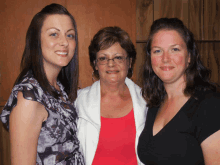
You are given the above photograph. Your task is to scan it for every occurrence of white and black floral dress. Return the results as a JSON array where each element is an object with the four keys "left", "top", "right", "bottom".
[{"left": 0, "top": 71, "right": 85, "bottom": 165}]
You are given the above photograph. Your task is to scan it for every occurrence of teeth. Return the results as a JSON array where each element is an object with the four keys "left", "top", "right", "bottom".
[
  {"left": 56, "top": 52, "right": 68, "bottom": 55},
  {"left": 107, "top": 71, "right": 118, "bottom": 73}
]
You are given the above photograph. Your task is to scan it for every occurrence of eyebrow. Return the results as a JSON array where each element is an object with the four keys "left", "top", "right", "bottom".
[
  {"left": 98, "top": 53, "right": 124, "bottom": 56},
  {"left": 151, "top": 44, "right": 183, "bottom": 49},
  {"left": 151, "top": 46, "right": 161, "bottom": 49},
  {"left": 46, "top": 27, "right": 75, "bottom": 33}
]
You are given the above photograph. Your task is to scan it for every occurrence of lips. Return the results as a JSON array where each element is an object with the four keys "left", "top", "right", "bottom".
[
  {"left": 106, "top": 70, "right": 119, "bottom": 74},
  {"left": 55, "top": 50, "right": 68, "bottom": 56},
  {"left": 160, "top": 66, "right": 174, "bottom": 71}
]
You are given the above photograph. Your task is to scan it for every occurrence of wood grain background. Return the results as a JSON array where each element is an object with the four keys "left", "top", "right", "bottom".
[
  {"left": 0, "top": 0, "right": 136, "bottom": 164},
  {"left": 136, "top": 0, "right": 220, "bottom": 86},
  {"left": 0, "top": 0, "right": 219, "bottom": 164}
]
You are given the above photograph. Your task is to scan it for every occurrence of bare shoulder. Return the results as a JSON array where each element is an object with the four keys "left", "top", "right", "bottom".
[
  {"left": 9, "top": 91, "right": 48, "bottom": 165},
  {"left": 201, "top": 130, "right": 220, "bottom": 164},
  {"left": 10, "top": 91, "right": 48, "bottom": 124}
]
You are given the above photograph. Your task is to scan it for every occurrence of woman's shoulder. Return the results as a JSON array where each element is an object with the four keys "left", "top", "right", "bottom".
[
  {"left": 0, "top": 71, "right": 46, "bottom": 129},
  {"left": 14, "top": 71, "right": 45, "bottom": 101},
  {"left": 77, "top": 81, "right": 100, "bottom": 97},
  {"left": 191, "top": 90, "right": 220, "bottom": 120},
  {"left": 195, "top": 90, "right": 220, "bottom": 105},
  {"left": 125, "top": 78, "right": 146, "bottom": 103}
]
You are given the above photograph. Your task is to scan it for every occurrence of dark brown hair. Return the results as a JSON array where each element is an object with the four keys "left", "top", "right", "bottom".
[
  {"left": 15, "top": 3, "right": 79, "bottom": 102},
  {"left": 142, "top": 18, "right": 216, "bottom": 108},
  {"left": 89, "top": 26, "right": 136, "bottom": 78}
]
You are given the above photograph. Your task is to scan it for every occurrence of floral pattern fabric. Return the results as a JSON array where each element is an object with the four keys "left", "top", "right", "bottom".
[{"left": 0, "top": 71, "right": 85, "bottom": 165}]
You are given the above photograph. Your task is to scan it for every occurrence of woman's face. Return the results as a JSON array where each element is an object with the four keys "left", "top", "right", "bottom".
[
  {"left": 95, "top": 42, "right": 131, "bottom": 85},
  {"left": 41, "top": 14, "right": 76, "bottom": 71},
  {"left": 150, "top": 30, "right": 190, "bottom": 86}
]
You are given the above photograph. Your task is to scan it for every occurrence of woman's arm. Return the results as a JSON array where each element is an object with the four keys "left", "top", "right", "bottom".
[
  {"left": 201, "top": 130, "right": 220, "bottom": 165},
  {"left": 9, "top": 92, "right": 48, "bottom": 165}
]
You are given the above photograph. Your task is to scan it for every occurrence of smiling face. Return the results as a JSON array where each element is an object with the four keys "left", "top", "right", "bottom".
[
  {"left": 95, "top": 42, "right": 131, "bottom": 85},
  {"left": 150, "top": 30, "right": 190, "bottom": 86},
  {"left": 41, "top": 14, "right": 76, "bottom": 71}
]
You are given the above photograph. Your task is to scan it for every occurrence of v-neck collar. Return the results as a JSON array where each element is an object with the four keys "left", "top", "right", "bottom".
[{"left": 151, "top": 96, "right": 195, "bottom": 137}]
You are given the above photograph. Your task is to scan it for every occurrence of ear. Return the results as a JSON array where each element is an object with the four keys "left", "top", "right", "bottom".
[
  {"left": 94, "top": 60, "right": 98, "bottom": 70},
  {"left": 188, "top": 53, "right": 191, "bottom": 63}
]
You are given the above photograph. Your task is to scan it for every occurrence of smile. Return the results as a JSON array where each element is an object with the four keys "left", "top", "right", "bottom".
[
  {"left": 160, "top": 66, "right": 174, "bottom": 71},
  {"left": 56, "top": 51, "right": 68, "bottom": 56},
  {"left": 106, "top": 71, "right": 119, "bottom": 73}
]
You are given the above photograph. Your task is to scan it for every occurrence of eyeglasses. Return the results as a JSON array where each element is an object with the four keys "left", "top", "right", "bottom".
[{"left": 96, "top": 55, "right": 128, "bottom": 65}]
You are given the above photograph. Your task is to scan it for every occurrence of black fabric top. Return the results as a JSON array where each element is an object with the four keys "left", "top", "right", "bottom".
[
  {"left": 138, "top": 90, "right": 220, "bottom": 165},
  {"left": 0, "top": 71, "right": 85, "bottom": 165}
]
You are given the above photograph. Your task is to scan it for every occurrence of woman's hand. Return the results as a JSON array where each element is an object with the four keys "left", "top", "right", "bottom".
[
  {"left": 9, "top": 92, "right": 48, "bottom": 165},
  {"left": 201, "top": 130, "right": 220, "bottom": 165}
]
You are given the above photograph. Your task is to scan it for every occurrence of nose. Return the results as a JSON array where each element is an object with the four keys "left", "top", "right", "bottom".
[
  {"left": 162, "top": 51, "right": 171, "bottom": 63},
  {"left": 107, "top": 58, "right": 116, "bottom": 67},
  {"left": 60, "top": 35, "right": 69, "bottom": 47}
]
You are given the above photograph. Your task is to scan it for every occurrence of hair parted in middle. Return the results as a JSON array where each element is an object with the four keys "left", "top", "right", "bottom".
[
  {"left": 15, "top": 3, "right": 79, "bottom": 102},
  {"left": 142, "top": 17, "right": 216, "bottom": 108},
  {"left": 89, "top": 26, "right": 136, "bottom": 79}
]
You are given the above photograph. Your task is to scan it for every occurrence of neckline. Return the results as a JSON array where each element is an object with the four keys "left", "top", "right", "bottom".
[
  {"left": 101, "top": 108, "right": 133, "bottom": 120},
  {"left": 152, "top": 96, "right": 194, "bottom": 137}
]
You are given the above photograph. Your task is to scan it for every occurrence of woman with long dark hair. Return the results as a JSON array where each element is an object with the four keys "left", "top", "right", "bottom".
[{"left": 0, "top": 4, "right": 84, "bottom": 165}]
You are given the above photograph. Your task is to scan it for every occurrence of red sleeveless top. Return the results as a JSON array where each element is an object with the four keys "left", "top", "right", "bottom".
[{"left": 92, "top": 109, "right": 138, "bottom": 165}]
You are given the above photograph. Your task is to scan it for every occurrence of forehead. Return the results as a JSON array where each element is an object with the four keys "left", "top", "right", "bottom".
[
  {"left": 97, "top": 42, "right": 127, "bottom": 56},
  {"left": 41, "top": 14, "right": 74, "bottom": 31},
  {"left": 151, "top": 30, "right": 186, "bottom": 46}
]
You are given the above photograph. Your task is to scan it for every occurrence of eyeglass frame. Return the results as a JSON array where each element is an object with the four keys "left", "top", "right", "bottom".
[{"left": 96, "top": 55, "right": 129, "bottom": 65}]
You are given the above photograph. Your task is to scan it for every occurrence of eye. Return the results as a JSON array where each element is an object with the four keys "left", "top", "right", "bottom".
[
  {"left": 50, "top": 33, "right": 57, "bottom": 37},
  {"left": 98, "top": 57, "right": 107, "bottom": 61},
  {"left": 153, "top": 49, "right": 161, "bottom": 54},
  {"left": 67, "top": 34, "right": 75, "bottom": 39},
  {"left": 172, "top": 48, "right": 180, "bottom": 51},
  {"left": 114, "top": 56, "right": 124, "bottom": 60}
]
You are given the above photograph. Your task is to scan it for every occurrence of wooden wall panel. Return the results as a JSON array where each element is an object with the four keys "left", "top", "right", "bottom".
[
  {"left": 136, "top": 0, "right": 153, "bottom": 41},
  {"left": 136, "top": 43, "right": 146, "bottom": 86},
  {"left": 154, "top": 0, "right": 189, "bottom": 26},
  {"left": 189, "top": 0, "right": 203, "bottom": 40},
  {"left": 198, "top": 42, "right": 220, "bottom": 84},
  {"left": 67, "top": 0, "right": 136, "bottom": 88},
  {"left": 204, "top": 0, "right": 220, "bottom": 40}
]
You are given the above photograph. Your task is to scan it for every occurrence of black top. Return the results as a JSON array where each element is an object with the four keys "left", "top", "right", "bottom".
[
  {"left": 138, "top": 90, "right": 220, "bottom": 165},
  {"left": 0, "top": 71, "right": 85, "bottom": 165}
]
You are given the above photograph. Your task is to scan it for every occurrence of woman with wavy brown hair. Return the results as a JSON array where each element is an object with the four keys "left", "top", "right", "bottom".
[
  {"left": 76, "top": 26, "right": 147, "bottom": 165},
  {"left": 138, "top": 18, "right": 220, "bottom": 165}
]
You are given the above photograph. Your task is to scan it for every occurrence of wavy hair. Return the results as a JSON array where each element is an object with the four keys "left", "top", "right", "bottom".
[
  {"left": 142, "top": 18, "right": 216, "bottom": 108},
  {"left": 89, "top": 26, "right": 136, "bottom": 78},
  {"left": 15, "top": 3, "right": 79, "bottom": 102}
]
